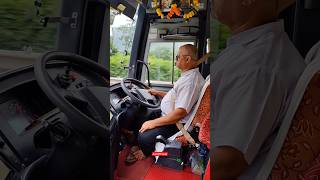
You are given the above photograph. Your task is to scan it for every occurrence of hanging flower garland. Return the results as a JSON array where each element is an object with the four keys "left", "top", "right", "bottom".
[
  {"left": 152, "top": 0, "right": 164, "bottom": 19},
  {"left": 153, "top": 0, "right": 200, "bottom": 20},
  {"left": 183, "top": 0, "right": 199, "bottom": 20},
  {"left": 167, "top": 1, "right": 181, "bottom": 19}
]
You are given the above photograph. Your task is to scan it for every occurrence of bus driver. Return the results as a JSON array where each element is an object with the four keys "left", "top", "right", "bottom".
[{"left": 126, "top": 44, "right": 205, "bottom": 163}]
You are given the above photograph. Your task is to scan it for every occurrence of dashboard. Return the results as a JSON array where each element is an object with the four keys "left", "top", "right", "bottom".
[
  {"left": 0, "top": 62, "right": 109, "bottom": 171},
  {"left": 0, "top": 82, "right": 56, "bottom": 136},
  {"left": 1, "top": 99, "right": 43, "bottom": 135}
]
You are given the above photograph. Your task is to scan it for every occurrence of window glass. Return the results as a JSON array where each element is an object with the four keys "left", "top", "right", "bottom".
[
  {"left": 148, "top": 42, "right": 174, "bottom": 84},
  {"left": 0, "top": 0, "right": 60, "bottom": 52},
  {"left": 146, "top": 41, "right": 194, "bottom": 84},
  {"left": 110, "top": 8, "right": 137, "bottom": 84}
]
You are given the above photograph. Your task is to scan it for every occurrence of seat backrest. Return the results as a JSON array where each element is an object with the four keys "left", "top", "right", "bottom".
[
  {"left": 268, "top": 71, "right": 320, "bottom": 179},
  {"left": 191, "top": 84, "right": 211, "bottom": 127},
  {"left": 173, "top": 76, "right": 211, "bottom": 144},
  {"left": 255, "top": 41, "right": 320, "bottom": 179}
]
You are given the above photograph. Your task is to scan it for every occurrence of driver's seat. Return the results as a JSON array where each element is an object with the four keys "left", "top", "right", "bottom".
[
  {"left": 256, "top": 40, "right": 320, "bottom": 179},
  {"left": 171, "top": 75, "right": 211, "bottom": 145}
]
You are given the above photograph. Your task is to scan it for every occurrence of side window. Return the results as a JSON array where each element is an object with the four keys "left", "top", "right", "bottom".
[
  {"left": 110, "top": 8, "right": 137, "bottom": 84},
  {"left": 145, "top": 41, "right": 195, "bottom": 85},
  {"left": 0, "top": 0, "right": 60, "bottom": 53}
]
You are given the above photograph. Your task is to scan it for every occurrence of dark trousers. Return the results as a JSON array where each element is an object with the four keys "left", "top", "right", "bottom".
[{"left": 137, "top": 124, "right": 179, "bottom": 156}]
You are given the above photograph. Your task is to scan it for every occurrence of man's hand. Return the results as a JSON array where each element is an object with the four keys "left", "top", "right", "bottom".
[
  {"left": 139, "top": 108, "right": 188, "bottom": 133},
  {"left": 148, "top": 88, "right": 166, "bottom": 97},
  {"left": 139, "top": 120, "right": 157, "bottom": 133}
]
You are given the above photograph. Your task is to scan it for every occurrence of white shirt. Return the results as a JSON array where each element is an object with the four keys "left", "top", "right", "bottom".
[
  {"left": 161, "top": 68, "right": 205, "bottom": 123},
  {"left": 212, "top": 20, "right": 305, "bottom": 179}
]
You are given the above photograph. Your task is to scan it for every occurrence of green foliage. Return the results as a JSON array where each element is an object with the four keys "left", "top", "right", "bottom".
[
  {"left": 110, "top": 53, "right": 181, "bottom": 83},
  {"left": 150, "top": 47, "right": 172, "bottom": 61},
  {"left": 110, "top": 38, "right": 119, "bottom": 55},
  {"left": 218, "top": 23, "right": 231, "bottom": 51},
  {"left": 0, "top": 0, "right": 60, "bottom": 52},
  {"left": 110, "top": 53, "right": 130, "bottom": 78}
]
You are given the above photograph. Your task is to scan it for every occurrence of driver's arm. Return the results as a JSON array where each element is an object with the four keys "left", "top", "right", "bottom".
[
  {"left": 152, "top": 108, "right": 187, "bottom": 127},
  {"left": 148, "top": 89, "right": 167, "bottom": 97},
  {"left": 139, "top": 108, "right": 187, "bottom": 133}
]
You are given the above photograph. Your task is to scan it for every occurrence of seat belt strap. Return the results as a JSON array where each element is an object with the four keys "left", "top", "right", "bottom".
[{"left": 171, "top": 94, "right": 196, "bottom": 145}]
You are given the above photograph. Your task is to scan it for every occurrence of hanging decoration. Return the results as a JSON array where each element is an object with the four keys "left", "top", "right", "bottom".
[
  {"left": 153, "top": 0, "right": 164, "bottom": 19},
  {"left": 167, "top": 3, "right": 181, "bottom": 19},
  {"left": 183, "top": 0, "right": 199, "bottom": 20},
  {"left": 152, "top": 0, "right": 200, "bottom": 21}
]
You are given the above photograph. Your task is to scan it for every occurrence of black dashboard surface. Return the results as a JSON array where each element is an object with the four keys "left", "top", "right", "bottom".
[{"left": 0, "top": 62, "right": 108, "bottom": 168}]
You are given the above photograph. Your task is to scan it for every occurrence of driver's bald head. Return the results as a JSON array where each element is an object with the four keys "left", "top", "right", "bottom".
[{"left": 180, "top": 44, "right": 198, "bottom": 61}]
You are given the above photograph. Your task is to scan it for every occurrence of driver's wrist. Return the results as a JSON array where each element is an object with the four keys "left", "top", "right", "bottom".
[{"left": 151, "top": 119, "right": 159, "bottom": 128}]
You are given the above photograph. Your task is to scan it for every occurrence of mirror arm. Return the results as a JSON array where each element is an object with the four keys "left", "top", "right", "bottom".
[{"left": 137, "top": 60, "right": 151, "bottom": 87}]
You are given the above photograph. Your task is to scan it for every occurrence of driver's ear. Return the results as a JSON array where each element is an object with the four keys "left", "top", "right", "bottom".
[{"left": 186, "top": 56, "right": 191, "bottom": 63}]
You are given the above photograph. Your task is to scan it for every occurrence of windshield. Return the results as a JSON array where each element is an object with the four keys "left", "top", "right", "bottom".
[{"left": 110, "top": 8, "right": 137, "bottom": 85}]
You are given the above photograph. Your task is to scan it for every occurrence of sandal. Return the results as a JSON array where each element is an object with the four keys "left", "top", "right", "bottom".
[
  {"left": 133, "top": 150, "right": 147, "bottom": 160},
  {"left": 125, "top": 146, "right": 139, "bottom": 165}
]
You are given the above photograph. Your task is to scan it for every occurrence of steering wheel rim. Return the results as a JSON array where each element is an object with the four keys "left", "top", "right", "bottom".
[
  {"left": 34, "top": 51, "right": 109, "bottom": 137},
  {"left": 121, "top": 78, "right": 161, "bottom": 108}
]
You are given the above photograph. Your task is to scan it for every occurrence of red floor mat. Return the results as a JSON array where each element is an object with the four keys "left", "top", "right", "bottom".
[
  {"left": 144, "top": 165, "right": 200, "bottom": 180},
  {"left": 115, "top": 147, "right": 153, "bottom": 180},
  {"left": 115, "top": 147, "right": 201, "bottom": 180}
]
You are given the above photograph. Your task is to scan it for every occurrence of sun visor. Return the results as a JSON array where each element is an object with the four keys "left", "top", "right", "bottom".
[{"left": 108, "top": 0, "right": 139, "bottom": 19}]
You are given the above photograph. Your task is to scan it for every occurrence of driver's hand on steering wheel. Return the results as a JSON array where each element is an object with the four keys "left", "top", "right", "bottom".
[{"left": 148, "top": 89, "right": 166, "bottom": 98}]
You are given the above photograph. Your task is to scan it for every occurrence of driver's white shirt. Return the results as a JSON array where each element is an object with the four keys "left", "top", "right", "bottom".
[{"left": 160, "top": 68, "right": 205, "bottom": 123}]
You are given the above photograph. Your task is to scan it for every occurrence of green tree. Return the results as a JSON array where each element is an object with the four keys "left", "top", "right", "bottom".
[
  {"left": 110, "top": 53, "right": 181, "bottom": 83},
  {"left": 0, "top": 0, "right": 60, "bottom": 52},
  {"left": 218, "top": 23, "right": 231, "bottom": 51},
  {"left": 110, "top": 53, "right": 130, "bottom": 78},
  {"left": 110, "top": 38, "right": 118, "bottom": 55},
  {"left": 118, "top": 25, "right": 135, "bottom": 53},
  {"left": 150, "top": 47, "right": 172, "bottom": 60}
]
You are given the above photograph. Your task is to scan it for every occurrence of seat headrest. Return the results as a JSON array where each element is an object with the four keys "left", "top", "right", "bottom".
[{"left": 305, "top": 40, "right": 320, "bottom": 64}]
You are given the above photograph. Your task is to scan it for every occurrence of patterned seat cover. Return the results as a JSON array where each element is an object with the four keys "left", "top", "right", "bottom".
[
  {"left": 176, "top": 85, "right": 211, "bottom": 145},
  {"left": 269, "top": 72, "right": 320, "bottom": 180}
]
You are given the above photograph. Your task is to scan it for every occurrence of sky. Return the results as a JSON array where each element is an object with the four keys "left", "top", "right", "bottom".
[
  {"left": 110, "top": 13, "right": 136, "bottom": 37},
  {"left": 111, "top": 14, "right": 133, "bottom": 28}
]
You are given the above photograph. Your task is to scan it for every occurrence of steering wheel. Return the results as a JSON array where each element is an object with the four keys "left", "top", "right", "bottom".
[
  {"left": 121, "top": 78, "right": 161, "bottom": 108},
  {"left": 34, "top": 51, "right": 109, "bottom": 137}
]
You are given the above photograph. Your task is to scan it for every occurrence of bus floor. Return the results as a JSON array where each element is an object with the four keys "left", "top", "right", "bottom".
[{"left": 115, "top": 146, "right": 200, "bottom": 180}]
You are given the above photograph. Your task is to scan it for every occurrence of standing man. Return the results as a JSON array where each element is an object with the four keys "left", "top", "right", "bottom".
[{"left": 211, "top": 0, "right": 305, "bottom": 179}]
